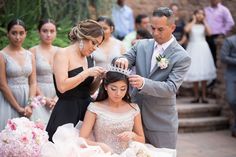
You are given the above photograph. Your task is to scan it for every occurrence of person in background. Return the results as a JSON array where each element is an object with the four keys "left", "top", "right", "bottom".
[
  {"left": 184, "top": 9, "right": 216, "bottom": 103},
  {"left": 170, "top": 3, "right": 187, "bottom": 48},
  {"left": 221, "top": 31, "right": 236, "bottom": 138},
  {"left": 130, "top": 28, "right": 153, "bottom": 46},
  {"left": 123, "top": 14, "right": 150, "bottom": 50},
  {"left": 136, "top": 28, "right": 153, "bottom": 40},
  {"left": 204, "top": 0, "right": 235, "bottom": 66},
  {"left": 46, "top": 20, "right": 106, "bottom": 141},
  {"left": 112, "top": 0, "right": 134, "bottom": 40},
  {"left": 29, "top": 19, "right": 59, "bottom": 125},
  {"left": 93, "top": 16, "right": 126, "bottom": 70},
  {"left": 0, "top": 19, "right": 36, "bottom": 130}
]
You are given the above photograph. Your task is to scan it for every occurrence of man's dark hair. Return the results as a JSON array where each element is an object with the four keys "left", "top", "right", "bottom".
[
  {"left": 152, "top": 7, "right": 175, "bottom": 24},
  {"left": 135, "top": 14, "right": 148, "bottom": 24}
]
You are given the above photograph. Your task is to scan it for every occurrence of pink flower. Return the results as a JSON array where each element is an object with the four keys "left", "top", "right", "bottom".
[
  {"left": 28, "top": 96, "right": 46, "bottom": 108},
  {"left": 30, "top": 102, "right": 38, "bottom": 108},
  {"left": 40, "top": 98, "right": 46, "bottom": 105},
  {"left": 7, "top": 120, "right": 17, "bottom": 131},
  {"left": 32, "top": 131, "right": 36, "bottom": 139},
  {"left": 20, "top": 135, "right": 29, "bottom": 143},
  {"left": 35, "top": 121, "right": 45, "bottom": 130}
]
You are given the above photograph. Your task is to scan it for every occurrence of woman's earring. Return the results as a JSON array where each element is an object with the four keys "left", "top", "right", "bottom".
[{"left": 79, "top": 40, "right": 84, "bottom": 51}]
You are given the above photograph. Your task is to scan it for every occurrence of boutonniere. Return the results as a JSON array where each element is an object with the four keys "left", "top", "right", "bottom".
[{"left": 156, "top": 53, "right": 169, "bottom": 69}]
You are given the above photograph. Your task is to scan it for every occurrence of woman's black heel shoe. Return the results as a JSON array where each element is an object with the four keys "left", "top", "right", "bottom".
[
  {"left": 202, "top": 99, "right": 209, "bottom": 104},
  {"left": 191, "top": 97, "right": 200, "bottom": 103}
]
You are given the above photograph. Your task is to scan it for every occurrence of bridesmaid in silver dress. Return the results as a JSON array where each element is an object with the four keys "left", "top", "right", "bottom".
[
  {"left": 0, "top": 19, "right": 36, "bottom": 130},
  {"left": 29, "top": 19, "right": 59, "bottom": 124}
]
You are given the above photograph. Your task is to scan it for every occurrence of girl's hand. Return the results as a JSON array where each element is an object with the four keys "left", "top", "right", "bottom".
[
  {"left": 192, "top": 15, "right": 196, "bottom": 24},
  {"left": 117, "top": 131, "right": 136, "bottom": 142}
]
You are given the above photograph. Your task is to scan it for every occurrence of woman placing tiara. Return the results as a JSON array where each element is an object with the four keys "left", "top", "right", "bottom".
[
  {"left": 46, "top": 19, "right": 106, "bottom": 141},
  {"left": 41, "top": 65, "right": 176, "bottom": 157}
]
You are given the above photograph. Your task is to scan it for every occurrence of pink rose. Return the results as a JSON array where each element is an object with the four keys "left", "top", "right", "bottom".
[
  {"left": 20, "top": 135, "right": 29, "bottom": 143},
  {"left": 7, "top": 120, "right": 17, "bottom": 131},
  {"left": 35, "top": 121, "right": 45, "bottom": 130}
]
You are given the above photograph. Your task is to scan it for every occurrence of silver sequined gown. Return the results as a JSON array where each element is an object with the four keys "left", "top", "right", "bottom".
[
  {"left": 87, "top": 102, "right": 139, "bottom": 154},
  {"left": 0, "top": 51, "right": 32, "bottom": 131},
  {"left": 30, "top": 47, "right": 57, "bottom": 125}
]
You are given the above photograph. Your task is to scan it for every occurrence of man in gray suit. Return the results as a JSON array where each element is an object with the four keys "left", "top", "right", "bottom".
[
  {"left": 221, "top": 33, "right": 236, "bottom": 138},
  {"left": 114, "top": 7, "right": 191, "bottom": 149}
]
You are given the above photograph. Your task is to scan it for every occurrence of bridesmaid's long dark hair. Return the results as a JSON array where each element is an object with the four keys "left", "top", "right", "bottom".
[{"left": 96, "top": 71, "right": 131, "bottom": 103}]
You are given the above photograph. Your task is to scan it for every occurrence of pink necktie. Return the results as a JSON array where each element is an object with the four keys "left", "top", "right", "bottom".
[{"left": 150, "top": 45, "right": 163, "bottom": 72}]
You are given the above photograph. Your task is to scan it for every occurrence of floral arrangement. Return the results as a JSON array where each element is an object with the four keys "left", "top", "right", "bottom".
[
  {"left": 156, "top": 53, "right": 169, "bottom": 69},
  {"left": 0, "top": 117, "right": 48, "bottom": 157},
  {"left": 28, "top": 96, "right": 46, "bottom": 109}
]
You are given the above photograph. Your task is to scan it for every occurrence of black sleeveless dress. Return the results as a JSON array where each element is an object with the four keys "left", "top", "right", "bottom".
[{"left": 46, "top": 57, "right": 94, "bottom": 141}]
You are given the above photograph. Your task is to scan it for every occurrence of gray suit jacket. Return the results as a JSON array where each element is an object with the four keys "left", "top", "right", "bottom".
[
  {"left": 124, "top": 38, "right": 191, "bottom": 132},
  {"left": 221, "top": 35, "right": 236, "bottom": 81}
]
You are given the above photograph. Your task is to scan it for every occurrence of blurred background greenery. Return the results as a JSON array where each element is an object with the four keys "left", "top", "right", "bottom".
[{"left": 0, "top": 0, "right": 115, "bottom": 49}]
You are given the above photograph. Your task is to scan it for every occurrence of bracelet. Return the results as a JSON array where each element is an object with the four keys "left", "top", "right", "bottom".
[
  {"left": 129, "top": 132, "right": 136, "bottom": 141},
  {"left": 27, "top": 97, "right": 33, "bottom": 105}
]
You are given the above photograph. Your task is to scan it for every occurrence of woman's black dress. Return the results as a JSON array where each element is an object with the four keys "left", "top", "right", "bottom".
[{"left": 46, "top": 57, "right": 94, "bottom": 141}]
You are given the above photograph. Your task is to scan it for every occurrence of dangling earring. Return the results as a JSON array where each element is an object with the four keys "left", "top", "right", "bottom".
[{"left": 79, "top": 40, "right": 84, "bottom": 51}]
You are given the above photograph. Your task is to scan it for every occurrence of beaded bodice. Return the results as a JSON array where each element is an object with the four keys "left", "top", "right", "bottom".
[
  {"left": 35, "top": 50, "right": 53, "bottom": 84},
  {"left": 87, "top": 103, "right": 139, "bottom": 154},
  {"left": 1, "top": 51, "right": 32, "bottom": 86}
]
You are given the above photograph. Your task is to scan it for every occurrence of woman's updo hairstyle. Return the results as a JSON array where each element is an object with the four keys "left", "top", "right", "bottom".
[
  {"left": 38, "top": 19, "right": 56, "bottom": 31},
  {"left": 7, "top": 19, "right": 26, "bottom": 32},
  {"left": 97, "top": 16, "right": 115, "bottom": 32},
  {"left": 68, "top": 19, "right": 104, "bottom": 43}
]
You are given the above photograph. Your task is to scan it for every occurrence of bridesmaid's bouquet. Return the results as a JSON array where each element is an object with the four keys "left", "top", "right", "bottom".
[
  {"left": 28, "top": 96, "right": 47, "bottom": 109},
  {"left": 0, "top": 117, "right": 48, "bottom": 157}
]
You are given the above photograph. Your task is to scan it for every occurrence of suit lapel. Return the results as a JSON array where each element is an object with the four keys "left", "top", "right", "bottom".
[
  {"left": 163, "top": 40, "right": 178, "bottom": 59},
  {"left": 148, "top": 39, "right": 178, "bottom": 77}
]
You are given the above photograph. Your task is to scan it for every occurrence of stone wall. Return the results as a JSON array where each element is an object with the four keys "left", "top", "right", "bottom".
[
  {"left": 126, "top": 0, "right": 236, "bottom": 23},
  {"left": 125, "top": 0, "right": 236, "bottom": 123}
]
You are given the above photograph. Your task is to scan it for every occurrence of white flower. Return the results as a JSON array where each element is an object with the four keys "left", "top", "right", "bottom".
[
  {"left": 156, "top": 54, "right": 169, "bottom": 69},
  {"left": 125, "top": 141, "right": 152, "bottom": 157}
]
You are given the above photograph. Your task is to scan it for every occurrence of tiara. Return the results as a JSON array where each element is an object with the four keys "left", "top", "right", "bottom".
[{"left": 108, "top": 65, "right": 132, "bottom": 76}]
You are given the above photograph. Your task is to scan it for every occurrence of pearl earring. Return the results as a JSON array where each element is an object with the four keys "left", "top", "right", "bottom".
[{"left": 79, "top": 40, "right": 84, "bottom": 51}]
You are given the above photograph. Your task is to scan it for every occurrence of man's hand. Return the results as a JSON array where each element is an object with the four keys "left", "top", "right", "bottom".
[
  {"left": 114, "top": 57, "right": 129, "bottom": 69},
  {"left": 129, "top": 74, "right": 144, "bottom": 89}
]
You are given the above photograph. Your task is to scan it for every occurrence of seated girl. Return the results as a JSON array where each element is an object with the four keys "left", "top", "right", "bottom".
[{"left": 41, "top": 65, "right": 176, "bottom": 157}]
